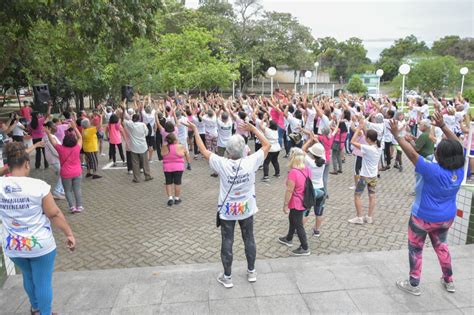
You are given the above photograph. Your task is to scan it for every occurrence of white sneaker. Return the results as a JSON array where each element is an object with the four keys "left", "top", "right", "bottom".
[
  {"left": 247, "top": 270, "right": 257, "bottom": 283},
  {"left": 365, "top": 216, "right": 373, "bottom": 224},
  {"left": 217, "top": 273, "right": 233, "bottom": 288},
  {"left": 349, "top": 186, "right": 355, "bottom": 190},
  {"left": 440, "top": 278, "right": 455, "bottom": 293},
  {"left": 348, "top": 217, "right": 364, "bottom": 224}
]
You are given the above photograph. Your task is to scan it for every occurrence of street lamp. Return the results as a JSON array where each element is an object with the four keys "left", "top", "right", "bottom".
[
  {"left": 376, "top": 69, "right": 384, "bottom": 98},
  {"left": 399, "top": 64, "right": 411, "bottom": 112},
  {"left": 267, "top": 67, "right": 277, "bottom": 96},
  {"left": 305, "top": 70, "right": 312, "bottom": 95},
  {"left": 460, "top": 67, "right": 469, "bottom": 95},
  {"left": 313, "top": 62, "right": 319, "bottom": 96}
]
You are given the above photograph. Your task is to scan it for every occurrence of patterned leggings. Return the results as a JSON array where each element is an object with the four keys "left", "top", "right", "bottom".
[{"left": 408, "top": 215, "right": 454, "bottom": 286}]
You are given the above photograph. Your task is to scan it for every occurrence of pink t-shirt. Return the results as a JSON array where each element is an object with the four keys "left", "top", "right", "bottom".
[
  {"left": 287, "top": 166, "right": 311, "bottom": 211},
  {"left": 55, "top": 121, "right": 71, "bottom": 143},
  {"left": 55, "top": 144, "right": 82, "bottom": 178},
  {"left": 352, "top": 135, "right": 367, "bottom": 157},
  {"left": 30, "top": 117, "right": 45, "bottom": 139},
  {"left": 270, "top": 108, "right": 284, "bottom": 129},
  {"left": 107, "top": 123, "right": 122, "bottom": 144},
  {"left": 20, "top": 107, "right": 32, "bottom": 121},
  {"left": 319, "top": 135, "right": 335, "bottom": 162},
  {"left": 92, "top": 115, "right": 103, "bottom": 132}
]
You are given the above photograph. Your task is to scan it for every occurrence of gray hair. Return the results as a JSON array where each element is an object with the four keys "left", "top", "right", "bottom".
[
  {"left": 175, "top": 110, "right": 182, "bottom": 119},
  {"left": 420, "top": 119, "right": 431, "bottom": 129},
  {"left": 320, "top": 126, "right": 330, "bottom": 136},
  {"left": 375, "top": 113, "right": 384, "bottom": 123},
  {"left": 81, "top": 118, "right": 90, "bottom": 128},
  {"left": 226, "top": 135, "right": 245, "bottom": 160},
  {"left": 144, "top": 105, "right": 152, "bottom": 114}
]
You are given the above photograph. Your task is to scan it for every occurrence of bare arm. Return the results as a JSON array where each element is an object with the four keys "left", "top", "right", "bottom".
[
  {"left": 42, "top": 193, "right": 76, "bottom": 251},
  {"left": 432, "top": 111, "right": 459, "bottom": 142},
  {"left": 283, "top": 180, "right": 295, "bottom": 214},
  {"left": 190, "top": 122, "right": 212, "bottom": 160},
  {"left": 390, "top": 120, "right": 418, "bottom": 165},
  {"left": 243, "top": 123, "right": 270, "bottom": 158}
]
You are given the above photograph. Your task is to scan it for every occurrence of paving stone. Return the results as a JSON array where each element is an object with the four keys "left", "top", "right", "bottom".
[
  {"left": 348, "top": 287, "right": 410, "bottom": 313},
  {"left": 159, "top": 301, "right": 210, "bottom": 315},
  {"left": 256, "top": 294, "right": 310, "bottom": 315},
  {"left": 209, "top": 297, "right": 259, "bottom": 315},
  {"left": 302, "top": 291, "right": 360, "bottom": 314},
  {"left": 252, "top": 272, "right": 299, "bottom": 297},
  {"left": 161, "top": 276, "right": 210, "bottom": 304},
  {"left": 110, "top": 305, "right": 160, "bottom": 315},
  {"left": 113, "top": 280, "right": 166, "bottom": 308}
]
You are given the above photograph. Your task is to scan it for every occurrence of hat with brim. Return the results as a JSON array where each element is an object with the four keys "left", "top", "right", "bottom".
[{"left": 308, "top": 143, "right": 325, "bottom": 161}]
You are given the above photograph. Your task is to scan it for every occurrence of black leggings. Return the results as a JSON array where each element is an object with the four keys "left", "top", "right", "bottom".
[
  {"left": 263, "top": 151, "right": 280, "bottom": 177},
  {"left": 220, "top": 216, "right": 256, "bottom": 277},
  {"left": 384, "top": 141, "right": 392, "bottom": 166},
  {"left": 194, "top": 134, "right": 206, "bottom": 154},
  {"left": 286, "top": 209, "right": 308, "bottom": 250},
  {"left": 109, "top": 143, "right": 125, "bottom": 163},
  {"left": 33, "top": 138, "right": 48, "bottom": 169}
]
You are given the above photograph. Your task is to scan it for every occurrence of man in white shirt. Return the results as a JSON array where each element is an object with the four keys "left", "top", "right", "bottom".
[{"left": 123, "top": 114, "right": 153, "bottom": 183}]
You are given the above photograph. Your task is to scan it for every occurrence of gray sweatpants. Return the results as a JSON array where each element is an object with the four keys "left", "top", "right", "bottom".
[{"left": 62, "top": 176, "right": 83, "bottom": 209}]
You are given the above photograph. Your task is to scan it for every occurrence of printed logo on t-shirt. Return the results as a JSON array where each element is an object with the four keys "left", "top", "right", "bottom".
[
  {"left": 4, "top": 184, "right": 22, "bottom": 194},
  {"left": 4, "top": 233, "right": 43, "bottom": 252},
  {"left": 224, "top": 201, "right": 251, "bottom": 216}
]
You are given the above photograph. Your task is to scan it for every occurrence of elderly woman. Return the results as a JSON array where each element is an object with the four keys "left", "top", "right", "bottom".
[
  {"left": 81, "top": 118, "right": 101, "bottom": 179},
  {"left": 190, "top": 121, "right": 270, "bottom": 289},
  {"left": 392, "top": 112, "right": 464, "bottom": 296},
  {"left": 0, "top": 142, "right": 76, "bottom": 315},
  {"left": 161, "top": 133, "right": 190, "bottom": 206}
]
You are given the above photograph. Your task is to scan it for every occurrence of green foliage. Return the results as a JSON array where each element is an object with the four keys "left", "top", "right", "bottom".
[
  {"left": 432, "top": 36, "right": 474, "bottom": 61},
  {"left": 409, "top": 56, "right": 459, "bottom": 94},
  {"left": 375, "top": 35, "right": 429, "bottom": 81},
  {"left": 346, "top": 76, "right": 367, "bottom": 94}
]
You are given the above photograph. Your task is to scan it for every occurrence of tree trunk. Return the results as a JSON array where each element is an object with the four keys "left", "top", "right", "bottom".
[
  {"left": 79, "top": 92, "right": 84, "bottom": 111},
  {"left": 0, "top": 88, "right": 6, "bottom": 108},
  {"left": 15, "top": 88, "right": 21, "bottom": 108}
]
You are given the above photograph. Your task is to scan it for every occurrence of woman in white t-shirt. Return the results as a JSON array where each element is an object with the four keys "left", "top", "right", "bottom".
[
  {"left": 0, "top": 142, "right": 75, "bottom": 315},
  {"left": 349, "top": 127, "right": 381, "bottom": 225},
  {"left": 261, "top": 120, "right": 281, "bottom": 181},
  {"left": 302, "top": 139, "right": 327, "bottom": 237}
]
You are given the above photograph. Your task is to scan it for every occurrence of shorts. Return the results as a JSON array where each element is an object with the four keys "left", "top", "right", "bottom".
[
  {"left": 188, "top": 130, "right": 194, "bottom": 139},
  {"left": 304, "top": 188, "right": 326, "bottom": 217},
  {"left": 217, "top": 146, "right": 226, "bottom": 157},
  {"left": 354, "top": 156, "right": 362, "bottom": 175},
  {"left": 96, "top": 131, "right": 104, "bottom": 139},
  {"left": 355, "top": 176, "right": 377, "bottom": 195},
  {"left": 164, "top": 171, "right": 183, "bottom": 185},
  {"left": 146, "top": 136, "right": 156, "bottom": 149}
]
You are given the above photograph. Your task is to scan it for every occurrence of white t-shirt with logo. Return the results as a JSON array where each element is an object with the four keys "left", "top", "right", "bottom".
[
  {"left": 217, "top": 119, "right": 233, "bottom": 148},
  {"left": 177, "top": 116, "right": 188, "bottom": 141},
  {"left": 304, "top": 155, "right": 324, "bottom": 189},
  {"left": 360, "top": 144, "right": 381, "bottom": 178},
  {"left": 203, "top": 115, "right": 218, "bottom": 138},
  {"left": 264, "top": 128, "right": 281, "bottom": 152},
  {"left": 141, "top": 110, "right": 156, "bottom": 137},
  {"left": 0, "top": 177, "right": 56, "bottom": 258},
  {"left": 210, "top": 150, "right": 265, "bottom": 221}
]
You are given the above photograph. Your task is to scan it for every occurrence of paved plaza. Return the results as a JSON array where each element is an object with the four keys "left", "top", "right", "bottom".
[
  {"left": 28, "top": 141, "right": 415, "bottom": 272},
  {"left": 1, "top": 245, "right": 473, "bottom": 314}
]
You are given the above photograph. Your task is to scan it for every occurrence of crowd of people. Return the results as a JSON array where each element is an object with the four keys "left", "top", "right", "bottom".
[{"left": 0, "top": 89, "right": 471, "bottom": 313}]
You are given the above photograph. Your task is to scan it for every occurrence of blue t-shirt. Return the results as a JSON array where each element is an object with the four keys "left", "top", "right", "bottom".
[{"left": 412, "top": 156, "right": 464, "bottom": 222}]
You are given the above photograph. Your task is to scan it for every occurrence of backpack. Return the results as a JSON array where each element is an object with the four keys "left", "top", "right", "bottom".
[{"left": 296, "top": 169, "right": 316, "bottom": 209}]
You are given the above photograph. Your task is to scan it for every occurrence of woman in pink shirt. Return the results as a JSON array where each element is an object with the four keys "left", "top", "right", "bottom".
[
  {"left": 29, "top": 109, "right": 50, "bottom": 169},
  {"left": 106, "top": 114, "right": 125, "bottom": 166},
  {"left": 161, "top": 133, "right": 189, "bottom": 206},
  {"left": 318, "top": 122, "right": 339, "bottom": 196},
  {"left": 278, "top": 148, "right": 312, "bottom": 256},
  {"left": 46, "top": 122, "right": 84, "bottom": 214}
]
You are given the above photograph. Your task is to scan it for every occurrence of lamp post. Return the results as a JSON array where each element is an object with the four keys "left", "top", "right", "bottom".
[
  {"left": 376, "top": 69, "right": 384, "bottom": 98},
  {"left": 267, "top": 67, "right": 277, "bottom": 96},
  {"left": 313, "top": 62, "right": 319, "bottom": 96},
  {"left": 399, "top": 64, "right": 411, "bottom": 112},
  {"left": 232, "top": 81, "right": 235, "bottom": 99},
  {"left": 305, "top": 70, "right": 312, "bottom": 95},
  {"left": 460, "top": 67, "right": 469, "bottom": 94}
]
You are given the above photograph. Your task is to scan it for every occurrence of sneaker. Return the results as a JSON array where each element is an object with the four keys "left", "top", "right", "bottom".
[
  {"left": 217, "top": 273, "right": 233, "bottom": 288},
  {"left": 100, "top": 153, "right": 107, "bottom": 157},
  {"left": 329, "top": 171, "right": 338, "bottom": 175},
  {"left": 140, "top": 169, "right": 144, "bottom": 173},
  {"left": 396, "top": 279, "right": 421, "bottom": 296},
  {"left": 247, "top": 270, "right": 257, "bottom": 283},
  {"left": 53, "top": 194, "right": 66, "bottom": 200},
  {"left": 284, "top": 154, "right": 289, "bottom": 158},
  {"left": 128, "top": 170, "right": 133, "bottom": 175},
  {"left": 440, "top": 278, "right": 455, "bottom": 293},
  {"left": 399, "top": 165, "right": 403, "bottom": 172},
  {"left": 262, "top": 176, "right": 269, "bottom": 182},
  {"left": 210, "top": 173, "right": 218, "bottom": 178},
  {"left": 312, "top": 228, "right": 321, "bottom": 237},
  {"left": 92, "top": 175, "right": 102, "bottom": 179},
  {"left": 145, "top": 176, "right": 154, "bottom": 182},
  {"left": 364, "top": 216, "right": 373, "bottom": 224},
  {"left": 393, "top": 164, "right": 399, "bottom": 169},
  {"left": 409, "top": 192, "right": 416, "bottom": 197},
  {"left": 278, "top": 236, "right": 293, "bottom": 247},
  {"left": 85, "top": 173, "right": 93, "bottom": 178},
  {"left": 112, "top": 163, "right": 117, "bottom": 167},
  {"left": 348, "top": 217, "right": 364, "bottom": 224},
  {"left": 167, "top": 199, "right": 174, "bottom": 206},
  {"left": 273, "top": 174, "right": 281, "bottom": 178},
  {"left": 258, "top": 166, "right": 263, "bottom": 170},
  {"left": 292, "top": 246, "right": 311, "bottom": 256},
  {"left": 349, "top": 186, "right": 355, "bottom": 190},
  {"left": 187, "top": 164, "right": 192, "bottom": 171},
  {"left": 174, "top": 198, "right": 182, "bottom": 205},
  {"left": 337, "top": 170, "right": 342, "bottom": 173},
  {"left": 69, "top": 206, "right": 77, "bottom": 213},
  {"left": 75, "top": 206, "right": 84, "bottom": 213}
]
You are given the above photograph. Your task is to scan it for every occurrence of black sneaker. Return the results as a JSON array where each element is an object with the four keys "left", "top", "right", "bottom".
[
  {"left": 85, "top": 173, "right": 93, "bottom": 178},
  {"left": 312, "top": 228, "right": 320, "bottom": 237},
  {"left": 262, "top": 176, "right": 269, "bottom": 182},
  {"left": 210, "top": 173, "right": 218, "bottom": 177},
  {"left": 337, "top": 170, "right": 342, "bottom": 173},
  {"left": 273, "top": 174, "right": 280, "bottom": 178},
  {"left": 187, "top": 164, "right": 192, "bottom": 171},
  {"left": 292, "top": 246, "right": 310, "bottom": 256},
  {"left": 278, "top": 236, "right": 293, "bottom": 247},
  {"left": 174, "top": 198, "right": 182, "bottom": 205},
  {"left": 167, "top": 199, "right": 174, "bottom": 206}
]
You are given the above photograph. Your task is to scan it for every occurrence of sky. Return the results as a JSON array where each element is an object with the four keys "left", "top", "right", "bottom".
[{"left": 185, "top": 0, "right": 473, "bottom": 61}]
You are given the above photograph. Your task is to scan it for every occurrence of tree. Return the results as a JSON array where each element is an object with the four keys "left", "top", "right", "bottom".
[
  {"left": 376, "top": 35, "right": 429, "bottom": 81},
  {"left": 346, "top": 76, "right": 367, "bottom": 94},
  {"left": 409, "top": 56, "right": 459, "bottom": 94},
  {"left": 155, "top": 28, "right": 238, "bottom": 91},
  {"left": 432, "top": 36, "right": 474, "bottom": 61}
]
